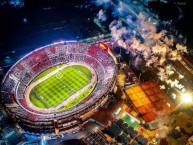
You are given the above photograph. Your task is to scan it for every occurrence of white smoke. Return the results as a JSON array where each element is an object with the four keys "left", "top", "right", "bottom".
[
  {"left": 178, "top": 74, "right": 184, "bottom": 80},
  {"left": 176, "top": 43, "right": 188, "bottom": 53},
  {"left": 164, "top": 36, "right": 174, "bottom": 46},
  {"left": 165, "top": 65, "right": 174, "bottom": 76},
  {"left": 166, "top": 79, "right": 184, "bottom": 90},
  {"left": 109, "top": 20, "right": 128, "bottom": 48},
  {"left": 172, "top": 93, "right": 176, "bottom": 99},
  {"left": 160, "top": 85, "right": 165, "bottom": 90},
  {"left": 146, "top": 56, "right": 159, "bottom": 67},
  {"left": 94, "top": 0, "right": 188, "bottom": 93},
  {"left": 155, "top": 115, "right": 172, "bottom": 138},
  {"left": 157, "top": 67, "right": 169, "bottom": 81},
  {"left": 157, "top": 65, "right": 174, "bottom": 81},
  {"left": 98, "top": 9, "right": 107, "bottom": 21},
  {"left": 130, "top": 38, "right": 151, "bottom": 61},
  {"left": 181, "top": 88, "right": 186, "bottom": 92},
  {"left": 92, "top": 0, "right": 111, "bottom": 6},
  {"left": 169, "top": 50, "right": 179, "bottom": 61}
]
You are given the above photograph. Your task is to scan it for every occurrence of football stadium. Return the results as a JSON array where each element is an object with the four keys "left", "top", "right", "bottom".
[{"left": 1, "top": 41, "right": 117, "bottom": 134}]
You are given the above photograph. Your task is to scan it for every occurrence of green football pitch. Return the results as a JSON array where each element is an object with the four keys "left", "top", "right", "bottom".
[
  {"left": 122, "top": 113, "right": 139, "bottom": 127},
  {"left": 29, "top": 64, "right": 94, "bottom": 111}
]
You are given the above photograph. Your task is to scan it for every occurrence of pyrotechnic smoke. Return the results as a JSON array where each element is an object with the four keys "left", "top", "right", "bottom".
[
  {"left": 178, "top": 74, "right": 184, "bottom": 80},
  {"left": 160, "top": 85, "right": 165, "bottom": 90},
  {"left": 176, "top": 44, "right": 188, "bottom": 53},
  {"left": 116, "top": 71, "right": 126, "bottom": 87},
  {"left": 155, "top": 115, "right": 171, "bottom": 138},
  {"left": 92, "top": 0, "right": 111, "bottom": 6},
  {"left": 98, "top": 9, "right": 107, "bottom": 21},
  {"left": 109, "top": 20, "right": 129, "bottom": 49},
  {"left": 8, "top": 0, "right": 24, "bottom": 7},
  {"left": 172, "top": 93, "right": 176, "bottom": 99},
  {"left": 157, "top": 66, "right": 174, "bottom": 82},
  {"left": 166, "top": 79, "right": 184, "bottom": 90},
  {"left": 92, "top": 0, "right": 188, "bottom": 92}
]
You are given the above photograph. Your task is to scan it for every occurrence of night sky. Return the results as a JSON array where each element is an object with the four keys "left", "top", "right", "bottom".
[{"left": 0, "top": 0, "right": 193, "bottom": 68}]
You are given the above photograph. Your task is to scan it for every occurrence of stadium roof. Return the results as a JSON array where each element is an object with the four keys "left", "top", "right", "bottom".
[{"left": 124, "top": 80, "right": 175, "bottom": 122}]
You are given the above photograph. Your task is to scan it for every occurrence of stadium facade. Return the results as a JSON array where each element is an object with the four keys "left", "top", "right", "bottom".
[{"left": 1, "top": 41, "right": 117, "bottom": 135}]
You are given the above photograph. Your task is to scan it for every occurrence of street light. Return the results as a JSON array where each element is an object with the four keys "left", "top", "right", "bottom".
[
  {"left": 174, "top": 93, "right": 192, "bottom": 111},
  {"left": 181, "top": 93, "right": 192, "bottom": 103}
]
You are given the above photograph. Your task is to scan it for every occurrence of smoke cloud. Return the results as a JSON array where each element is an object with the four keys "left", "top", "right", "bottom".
[
  {"left": 92, "top": 0, "right": 111, "bottom": 6},
  {"left": 98, "top": 9, "right": 107, "bottom": 21},
  {"left": 92, "top": 0, "right": 188, "bottom": 92}
]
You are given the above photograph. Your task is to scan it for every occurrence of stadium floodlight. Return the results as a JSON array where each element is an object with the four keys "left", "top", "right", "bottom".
[
  {"left": 182, "top": 93, "right": 192, "bottom": 103},
  {"left": 131, "top": 118, "right": 135, "bottom": 123},
  {"left": 122, "top": 112, "right": 126, "bottom": 117}
]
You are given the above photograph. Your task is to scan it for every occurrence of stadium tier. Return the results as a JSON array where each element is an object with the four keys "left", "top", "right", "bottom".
[{"left": 1, "top": 41, "right": 117, "bottom": 134}]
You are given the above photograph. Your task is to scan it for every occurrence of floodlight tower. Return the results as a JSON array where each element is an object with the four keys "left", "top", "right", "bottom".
[{"left": 174, "top": 93, "right": 193, "bottom": 111}]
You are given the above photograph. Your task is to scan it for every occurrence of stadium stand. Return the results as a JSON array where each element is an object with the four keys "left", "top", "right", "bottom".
[{"left": 1, "top": 41, "right": 117, "bottom": 134}]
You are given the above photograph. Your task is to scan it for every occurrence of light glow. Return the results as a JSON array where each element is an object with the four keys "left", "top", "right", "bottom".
[
  {"left": 182, "top": 93, "right": 192, "bottom": 103},
  {"left": 167, "top": 103, "right": 171, "bottom": 107},
  {"left": 122, "top": 112, "right": 126, "bottom": 117},
  {"left": 131, "top": 118, "right": 135, "bottom": 123}
]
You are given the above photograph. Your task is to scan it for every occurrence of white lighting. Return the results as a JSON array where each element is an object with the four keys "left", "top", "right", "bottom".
[
  {"left": 172, "top": 93, "right": 176, "bottom": 99},
  {"left": 131, "top": 118, "right": 135, "bottom": 123},
  {"left": 182, "top": 93, "right": 192, "bottom": 103}
]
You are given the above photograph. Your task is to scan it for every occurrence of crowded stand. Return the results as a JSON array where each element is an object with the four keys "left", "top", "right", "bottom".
[{"left": 1, "top": 41, "right": 116, "bottom": 133}]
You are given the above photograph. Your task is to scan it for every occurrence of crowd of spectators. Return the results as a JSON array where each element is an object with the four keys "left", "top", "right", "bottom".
[{"left": 1, "top": 41, "right": 116, "bottom": 133}]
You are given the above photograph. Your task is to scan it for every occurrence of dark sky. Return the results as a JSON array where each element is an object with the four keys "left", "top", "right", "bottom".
[
  {"left": 0, "top": 0, "right": 102, "bottom": 67},
  {"left": 148, "top": 0, "right": 193, "bottom": 40},
  {"left": 0, "top": 0, "right": 193, "bottom": 68}
]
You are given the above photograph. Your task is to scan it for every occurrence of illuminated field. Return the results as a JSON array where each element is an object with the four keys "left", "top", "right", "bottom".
[
  {"left": 122, "top": 113, "right": 139, "bottom": 127},
  {"left": 29, "top": 64, "right": 93, "bottom": 110}
]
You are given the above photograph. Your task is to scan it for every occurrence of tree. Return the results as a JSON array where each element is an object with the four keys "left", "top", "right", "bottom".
[
  {"left": 124, "top": 126, "right": 134, "bottom": 134},
  {"left": 106, "top": 122, "right": 122, "bottom": 138},
  {"left": 186, "top": 122, "right": 192, "bottom": 128},
  {"left": 171, "top": 129, "right": 181, "bottom": 139},
  {"left": 136, "top": 135, "right": 148, "bottom": 145},
  {"left": 117, "top": 122, "right": 128, "bottom": 130},
  {"left": 116, "top": 119, "right": 124, "bottom": 126},
  {"left": 116, "top": 135, "right": 123, "bottom": 143},
  {"left": 131, "top": 140, "right": 139, "bottom": 145},
  {"left": 159, "top": 138, "right": 168, "bottom": 145},
  {"left": 116, "top": 133, "right": 131, "bottom": 145},
  {"left": 124, "top": 126, "right": 137, "bottom": 138},
  {"left": 137, "top": 114, "right": 143, "bottom": 118},
  {"left": 130, "top": 130, "right": 138, "bottom": 138},
  {"left": 116, "top": 119, "right": 129, "bottom": 130}
]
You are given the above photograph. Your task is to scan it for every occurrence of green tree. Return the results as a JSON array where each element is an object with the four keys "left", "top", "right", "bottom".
[
  {"left": 136, "top": 135, "right": 148, "bottom": 145},
  {"left": 171, "top": 129, "right": 181, "bottom": 139},
  {"left": 106, "top": 122, "right": 122, "bottom": 138},
  {"left": 116, "top": 132, "right": 131, "bottom": 145},
  {"left": 131, "top": 140, "right": 139, "bottom": 145}
]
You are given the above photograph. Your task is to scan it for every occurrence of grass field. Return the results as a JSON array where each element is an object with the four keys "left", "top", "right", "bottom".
[
  {"left": 29, "top": 64, "right": 93, "bottom": 110},
  {"left": 57, "top": 83, "right": 96, "bottom": 112},
  {"left": 31, "top": 64, "right": 62, "bottom": 83}
]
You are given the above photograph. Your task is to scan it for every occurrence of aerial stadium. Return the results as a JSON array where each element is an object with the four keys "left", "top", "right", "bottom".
[{"left": 1, "top": 41, "right": 117, "bottom": 134}]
